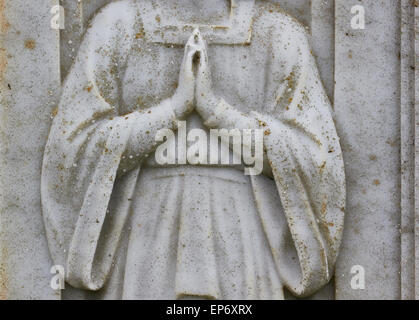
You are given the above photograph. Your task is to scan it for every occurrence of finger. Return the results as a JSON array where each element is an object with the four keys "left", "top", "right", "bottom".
[
  {"left": 184, "top": 43, "right": 199, "bottom": 57},
  {"left": 186, "top": 29, "right": 198, "bottom": 45},
  {"left": 183, "top": 50, "right": 199, "bottom": 77},
  {"left": 186, "top": 49, "right": 197, "bottom": 66},
  {"left": 183, "top": 42, "right": 199, "bottom": 66},
  {"left": 192, "top": 28, "right": 201, "bottom": 44},
  {"left": 190, "top": 50, "right": 204, "bottom": 79},
  {"left": 197, "top": 49, "right": 208, "bottom": 72},
  {"left": 188, "top": 30, "right": 206, "bottom": 53},
  {"left": 185, "top": 41, "right": 198, "bottom": 59},
  {"left": 185, "top": 29, "right": 201, "bottom": 50},
  {"left": 192, "top": 30, "right": 204, "bottom": 46},
  {"left": 194, "top": 33, "right": 209, "bottom": 62}
]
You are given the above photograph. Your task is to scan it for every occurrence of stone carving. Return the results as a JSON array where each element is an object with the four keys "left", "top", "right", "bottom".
[{"left": 40, "top": 0, "right": 345, "bottom": 299}]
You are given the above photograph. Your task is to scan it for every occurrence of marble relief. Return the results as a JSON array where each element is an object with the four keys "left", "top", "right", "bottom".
[{"left": 0, "top": 0, "right": 415, "bottom": 300}]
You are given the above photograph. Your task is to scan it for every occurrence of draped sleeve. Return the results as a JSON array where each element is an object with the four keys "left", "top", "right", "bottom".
[
  {"left": 191, "top": 15, "right": 345, "bottom": 297},
  {"left": 250, "top": 19, "right": 346, "bottom": 297},
  {"left": 41, "top": 2, "right": 176, "bottom": 290}
]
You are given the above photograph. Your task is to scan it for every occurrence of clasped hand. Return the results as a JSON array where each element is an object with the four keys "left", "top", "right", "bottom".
[{"left": 171, "top": 29, "right": 217, "bottom": 121}]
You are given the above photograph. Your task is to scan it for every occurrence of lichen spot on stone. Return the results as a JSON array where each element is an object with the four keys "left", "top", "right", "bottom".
[{"left": 24, "top": 39, "right": 36, "bottom": 50}]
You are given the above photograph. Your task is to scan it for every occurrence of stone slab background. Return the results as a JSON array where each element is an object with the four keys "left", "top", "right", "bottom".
[
  {"left": 0, "top": 0, "right": 416, "bottom": 300},
  {"left": 0, "top": 0, "right": 61, "bottom": 300},
  {"left": 334, "top": 0, "right": 402, "bottom": 300}
]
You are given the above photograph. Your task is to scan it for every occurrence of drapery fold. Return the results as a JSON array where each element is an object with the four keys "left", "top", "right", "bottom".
[
  {"left": 41, "top": 2, "right": 143, "bottom": 290},
  {"left": 250, "top": 21, "right": 345, "bottom": 297}
]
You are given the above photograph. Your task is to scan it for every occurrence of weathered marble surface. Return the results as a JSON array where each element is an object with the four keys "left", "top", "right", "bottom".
[
  {"left": 414, "top": 0, "right": 419, "bottom": 301},
  {"left": 0, "top": 0, "right": 60, "bottom": 299},
  {"left": 334, "top": 0, "right": 402, "bottom": 300},
  {"left": 42, "top": 0, "right": 345, "bottom": 299},
  {"left": 0, "top": 0, "right": 418, "bottom": 300}
]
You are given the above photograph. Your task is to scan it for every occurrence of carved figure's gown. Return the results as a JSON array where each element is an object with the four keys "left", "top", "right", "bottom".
[{"left": 41, "top": 0, "right": 345, "bottom": 299}]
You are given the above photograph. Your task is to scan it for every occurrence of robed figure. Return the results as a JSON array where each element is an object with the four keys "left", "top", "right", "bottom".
[{"left": 42, "top": 0, "right": 346, "bottom": 299}]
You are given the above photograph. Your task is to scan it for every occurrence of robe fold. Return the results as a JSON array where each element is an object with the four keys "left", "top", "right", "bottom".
[{"left": 41, "top": 0, "right": 345, "bottom": 299}]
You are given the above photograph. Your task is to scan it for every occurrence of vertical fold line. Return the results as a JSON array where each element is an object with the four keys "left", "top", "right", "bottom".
[{"left": 400, "top": 0, "right": 415, "bottom": 301}]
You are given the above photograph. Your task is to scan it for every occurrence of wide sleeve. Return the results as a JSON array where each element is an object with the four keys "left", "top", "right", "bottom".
[
  {"left": 251, "top": 23, "right": 346, "bottom": 297},
  {"left": 41, "top": 3, "right": 176, "bottom": 290}
]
